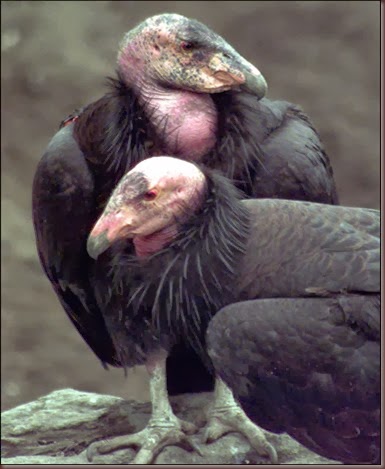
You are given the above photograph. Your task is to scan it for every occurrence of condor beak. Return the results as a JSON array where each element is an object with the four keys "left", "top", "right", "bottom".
[
  {"left": 208, "top": 49, "right": 268, "bottom": 99},
  {"left": 241, "top": 69, "right": 268, "bottom": 98},
  {"left": 87, "top": 211, "right": 134, "bottom": 260}
]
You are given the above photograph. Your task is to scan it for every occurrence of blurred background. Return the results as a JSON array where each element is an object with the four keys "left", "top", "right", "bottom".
[{"left": 1, "top": 1, "right": 380, "bottom": 411}]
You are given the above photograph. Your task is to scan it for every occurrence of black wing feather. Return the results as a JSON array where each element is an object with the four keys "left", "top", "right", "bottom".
[
  {"left": 210, "top": 93, "right": 338, "bottom": 204},
  {"left": 207, "top": 295, "right": 380, "bottom": 464},
  {"left": 32, "top": 124, "right": 120, "bottom": 366},
  {"left": 238, "top": 199, "right": 379, "bottom": 298}
]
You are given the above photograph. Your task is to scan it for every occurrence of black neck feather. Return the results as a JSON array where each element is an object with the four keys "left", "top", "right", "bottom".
[
  {"left": 109, "top": 169, "right": 250, "bottom": 361},
  {"left": 74, "top": 76, "right": 267, "bottom": 208},
  {"left": 207, "top": 92, "right": 270, "bottom": 196},
  {"left": 73, "top": 73, "right": 153, "bottom": 211}
]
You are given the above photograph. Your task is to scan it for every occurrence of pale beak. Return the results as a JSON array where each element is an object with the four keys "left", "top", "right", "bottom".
[{"left": 87, "top": 211, "right": 134, "bottom": 260}]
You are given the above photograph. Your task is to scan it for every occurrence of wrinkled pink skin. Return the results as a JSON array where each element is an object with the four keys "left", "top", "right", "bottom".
[
  {"left": 90, "top": 210, "right": 128, "bottom": 239},
  {"left": 89, "top": 157, "right": 207, "bottom": 258},
  {"left": 90, "top": 209, "right": 180, "bottom": 258},
  {"left": 133, "top": 224, "right": 179, "bottom": 258},
  {"left": 117, "top": 23, "right": 218, "bottom": 160},
  {"left": 139, "top": 88, "right": 217, "bottom": 161}
]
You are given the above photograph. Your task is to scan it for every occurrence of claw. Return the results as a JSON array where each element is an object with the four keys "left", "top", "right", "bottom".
[
  {"left": 178, "top": 419, "right": 198, "bottom": 435},
  {"left": 86, "top": 352, "right": 204, "bottom": 463},
  {"left": 86, "top": 441, "right": 100, "bottom": 461},
  {"left": 86, "top": 418, "right": 201, "bottom": 464},
  {"left": 132, "top": 427, "right": 197, "bottom": 464},
  {"left": 204, "top": 406, "right": 277, "bottom": 462},
  {"left": 178, "top": 434, "right": 204, "bottom": 457},
  {"left": 203, "top": 415, "right": 232, "bottom": 443},
  {"left": 203, "top": 379, "right": 278, "bottom": 464},
  {"left": 87, "top": 434, "right": 136, "bottom": 461}
]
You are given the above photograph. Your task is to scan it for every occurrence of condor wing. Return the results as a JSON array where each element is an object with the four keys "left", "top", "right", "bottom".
[{"left": 32, "top": 123, "right": 120, "bottom": 367}]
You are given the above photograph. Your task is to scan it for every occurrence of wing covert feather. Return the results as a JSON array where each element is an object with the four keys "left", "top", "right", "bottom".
[{"left": 238, "top": 200, "right": 379, "bottom": 298}]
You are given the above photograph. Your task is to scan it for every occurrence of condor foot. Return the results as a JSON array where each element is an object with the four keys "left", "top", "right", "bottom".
[
  {"left": 203, "top": 404, "right": 277, "bottom": 462},
  {"left": 87, "top": 417, "right": 201, "bottom": 464},
  {"left": 203, "top": 379, "right": 278, "bottom": 463}
]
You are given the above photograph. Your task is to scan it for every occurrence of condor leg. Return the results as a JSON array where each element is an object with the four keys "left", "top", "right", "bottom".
[
  {"left": 87, "top": 350, "right": 200, "bottom": 464},
  {"left": 203, "top": 377, "right": 278, "bottom": 463}
]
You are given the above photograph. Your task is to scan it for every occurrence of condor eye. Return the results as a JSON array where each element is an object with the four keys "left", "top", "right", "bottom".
[
  {"left": 143, "top": 189, "right": 158, "bottom": 201},
  {"left": 181, "top": 41, "right": 195, "bottom": 51}
]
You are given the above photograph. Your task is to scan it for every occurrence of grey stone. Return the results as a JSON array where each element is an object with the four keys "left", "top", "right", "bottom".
[{"left": 1, "top": 388, "right": 339, "bottom": 464}]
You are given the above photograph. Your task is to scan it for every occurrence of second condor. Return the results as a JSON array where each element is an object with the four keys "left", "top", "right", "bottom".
[{"left": 86, "top": 156, "right": 378, "bottom": 464}]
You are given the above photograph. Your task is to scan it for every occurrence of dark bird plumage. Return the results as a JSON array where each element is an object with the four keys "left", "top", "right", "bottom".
[
  {"left": 207, "top": 296, "right": 380, "bottom": 464},
  {"left": 87, "top": 156, "right": 379, "bottom": 462},
  {"left": 88, "top": 156, "right": 379, "bottom": 464},
  {"left": 32, "top": 13, "right": 338, "bottom": 396}
]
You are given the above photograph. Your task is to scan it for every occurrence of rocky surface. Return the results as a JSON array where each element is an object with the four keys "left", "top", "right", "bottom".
[{"left": 1, "top": 389, "right": 338, "bottom": 465}]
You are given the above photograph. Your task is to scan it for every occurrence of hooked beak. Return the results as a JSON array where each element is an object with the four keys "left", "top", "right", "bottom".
[
  {"left": 87, "top": 211, "right": 134, "bottom": 260},
  {"left": 208, "top": 48, "right": 268, "bottom": 99},
  {"left": 240, "top": 69, "right": 268, "bottom": 98}
]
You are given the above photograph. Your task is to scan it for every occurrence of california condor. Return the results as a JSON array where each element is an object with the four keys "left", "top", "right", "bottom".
[
  {"left": 32, "top": 13, "right": 339, "bottom": 462},
  {"left": 86, "top": 156, "right": 378, "bottom": 463}
]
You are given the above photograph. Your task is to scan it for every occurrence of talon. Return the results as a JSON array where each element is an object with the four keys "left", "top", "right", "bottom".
[
  {"left": 179, "top": 435, "right": 204, "bottom": 456},
  {"left": 131, "top": 426, "right": 200, "bottom": 463},
  {"left": 180, "top": 419, "right": 198, "bottom": 435},
  {"left": 87, "top": 434, "right": 137, "bottom": 461},
  {"left": 203, "top": 415, "right": 228, "bottom": 443},
  {"left": 85, "top": 419, "right": 200, "bottom": 464},
  {"left": 204, "top": 379, "right": 279, "bottom": 463},
  {"left": 265, "top": 443, "right": 278, "bottom": 464},
  {"left": 86, "top": 441, "right": 98, "bottom": 462}
]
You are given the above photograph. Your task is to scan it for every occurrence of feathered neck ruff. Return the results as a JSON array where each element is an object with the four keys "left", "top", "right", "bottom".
[
  {"left": 109, "top": 168, "right": 250, "bottom": 359},
  {"left": 73, "top": 73, "right": 153, "bottom": 211},
  {"left": 205, "top": 91, "right": 268, "bottom": 196},
  {"left": 74, "top": 74, "right": 267, "bottom": 204}
]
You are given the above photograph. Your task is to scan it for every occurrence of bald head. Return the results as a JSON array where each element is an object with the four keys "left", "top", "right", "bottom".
[
  {"left": 117, "top": 13, "right": 267, "bottom": 98},
  {"left": 127, "top": 155, "right": 205, "bottom": 188},
  {"left": 87, "top": 157, "right": 207, "bottom": 259}
]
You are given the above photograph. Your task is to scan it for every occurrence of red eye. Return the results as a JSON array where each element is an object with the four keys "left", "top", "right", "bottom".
[
  {"left": 181, "top": 41, "right": 194, "bottom": 51},
  {"left": 143, "top": 190, "right": 158, "bottom": 201}
]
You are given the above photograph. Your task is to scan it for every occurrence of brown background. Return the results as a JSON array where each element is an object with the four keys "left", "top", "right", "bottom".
[{"left": 1, "top": 1, "right": 380, "bottom": 411}]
